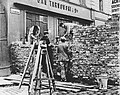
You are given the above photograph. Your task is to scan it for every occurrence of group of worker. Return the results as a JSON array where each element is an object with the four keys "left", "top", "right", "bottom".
[{"left": 28, "top": 23, "right": 73, "bottom": 82}]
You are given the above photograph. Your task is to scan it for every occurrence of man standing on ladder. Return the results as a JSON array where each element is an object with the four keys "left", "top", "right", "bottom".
[{"left": 28, "top": 25, "right": 40, "bottom": 45}]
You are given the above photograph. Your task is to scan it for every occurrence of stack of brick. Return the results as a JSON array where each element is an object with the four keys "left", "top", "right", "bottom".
[
  {"left": 9, "top": 24, "right": 119, "bottom": 82},
  {"left": 9, "top": 41, "right": 31, "bottom": 74},
  {"left": 70, "top": 25, "right": 119, "bottom": 80}
]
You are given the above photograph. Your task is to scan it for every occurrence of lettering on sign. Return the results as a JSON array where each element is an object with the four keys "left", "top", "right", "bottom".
[
  {"left": 111, "top": 3, "right": 120, "bottom": 8},
  {"left": 111, "top": 0, "right": 120, "bottom": 14},
  {"left": 112, "top": 8, "right": 119, "bottom": 13},
  {"left": 49, "top": 0, "right": 78, "bottom": 13},
  {"left": 37, "top": 0, "right": 47, "bottom": 5},
  {"left": 10, "top": 8, "right": 20, "bottom": 15},
  {"left": 112, "top": 0, "right": 120, "bottom": 4},
  {"left": 36, "top": 0, "right": 78, "bottom": 13}
]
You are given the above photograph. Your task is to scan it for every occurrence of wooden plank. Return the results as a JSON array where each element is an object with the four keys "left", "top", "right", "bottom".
[
  {"left": 4, "top": 75, "right": 93, "bottom": 91},
  {"left": 41, "top": 81, "right": 94, "bottom": 92},
  {"left": 4, "top": 74, "right": 94, "bottom": 92},
  {"left": 42, "top": 80, "right": 94, "bottom": 88},
  {"left": 42, "top": 82, "right": 81, "bottom": 92},
  {"left": 55, "top": 81, "right": 94, "bottom": 88},
  {"left": 42, "top": 82, "right": 81, "bottom": 90},
  {"left": 4, "top": 75, "right": 29, "bottom": 84},
  {"left": 55, "top": 86, "right": 80, "bottom": 92}
]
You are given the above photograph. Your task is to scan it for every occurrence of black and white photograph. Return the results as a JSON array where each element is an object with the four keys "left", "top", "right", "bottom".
[{"left": 0, "top": 0, "right": 120, "bottom": 95}]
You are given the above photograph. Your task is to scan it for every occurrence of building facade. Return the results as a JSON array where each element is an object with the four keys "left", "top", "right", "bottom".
[
  {"left": 0, "top": 0, "right": 111, "bottom": 76},
  {"left": 87, "top": 0, "right": 112, "bottom": 25},
  {"left": 0, "top": 0, "right": 112, "bottom": 44}
]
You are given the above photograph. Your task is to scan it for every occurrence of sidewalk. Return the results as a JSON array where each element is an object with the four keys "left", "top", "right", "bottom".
[
  {"left": 0, "top": 75, "right": 28, "bottom": 95},
  {"left": 0, "top": 75, "right": 55, "bottom": 95},
  {"left": 0, "top": 86, "right": 28, "bottom": 95}
]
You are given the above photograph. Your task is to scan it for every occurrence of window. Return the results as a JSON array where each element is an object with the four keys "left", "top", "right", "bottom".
[
  {"left": 79, "top": 0, "right": 86, "bottom": 6},
  {"left": 68, "top": 0, "right": 86, "bottom": 6},
  {"left": 26, "top": 12, "right": 48, "bottom": 41},
  {"left": 58, "top": 19, "right": 72, "bottom": 37},
  {"left": 99, "top": 0, "right": 103, "bottom": 11}
]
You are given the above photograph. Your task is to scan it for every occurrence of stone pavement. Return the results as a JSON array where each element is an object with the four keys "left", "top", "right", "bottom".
[
  {"left": 0, "top": 74, "right": 120, "bottom": 95},
  {"left": 0, "top": 84, "right": 119, "bottom": 95}
]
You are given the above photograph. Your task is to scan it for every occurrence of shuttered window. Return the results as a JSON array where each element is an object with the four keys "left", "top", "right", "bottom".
[
  {"left": 79, "top": 0, "right": 86, "bottom": 6},
  {"left": 68, "top": 0, "right": 86, "bottom": 5},
  {"left": 58, "top": 19, "right": 72, "bottom": 37},
  {"left": 99, "top": 0, "right": 103, "bottom": 11}
]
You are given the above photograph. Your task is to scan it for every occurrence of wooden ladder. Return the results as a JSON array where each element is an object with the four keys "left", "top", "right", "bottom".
[{"left": 19, "top": 41, "right": 56, "bottom": 95}]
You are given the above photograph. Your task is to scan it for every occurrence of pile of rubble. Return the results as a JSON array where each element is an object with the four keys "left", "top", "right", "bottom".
[
  {"left": 9, "top": 24, "right": 119, "bottom": 84},
  {"left": 70, "top": 25, "right": 119, "bottom": 81},
  {"left": 9, "top": 41, "right": 31, "bottom": 74}
]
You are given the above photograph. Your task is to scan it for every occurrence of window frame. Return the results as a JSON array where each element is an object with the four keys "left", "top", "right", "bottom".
[{"left": 25, "top": 12, "right": 48, "bottom": 42}]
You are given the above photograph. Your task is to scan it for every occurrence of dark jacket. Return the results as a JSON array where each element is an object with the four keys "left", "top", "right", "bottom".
[
  {"left": 40, "top": 35, "right": 50, "bottom": 46},
  {"left": 57, "top": 42, "right": 69, "bottom": 61},
  {"left": 40, "top": 35, "right": 54, "bottom": 73}
]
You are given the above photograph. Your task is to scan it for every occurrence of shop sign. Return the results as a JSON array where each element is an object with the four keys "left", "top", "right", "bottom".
[
  {"left": 36, "top": 0, "right": 90, "bottom": 20},
  {"left": 111, "top": 0, "right": 120, "bottom": 14},
  {"left": 37, "top": 0, "right": 78, "bottom": 13},
  {"left": 10, "top": 8, "right": 20, "bottom": 15},
  {"left": 49, "top": 0, "right": 78, "bottom": 13},
  {"left": 14, "top": 0, "right": 91, "bottom": 20},
  {"left": 37, "top": 0, "right": 47, "bottom": 5}
]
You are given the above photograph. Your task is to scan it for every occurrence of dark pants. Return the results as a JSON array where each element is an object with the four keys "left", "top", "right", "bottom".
[
  {"left": 60, "top": 61, "right": 71, "bottom": 81},
  {"left": 41, "top": 46, "right": 54, "bottom": 77}
]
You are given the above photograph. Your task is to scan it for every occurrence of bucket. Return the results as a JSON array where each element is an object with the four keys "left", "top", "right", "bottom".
[{"left": 97, "top": 73, "right": 108, "bottom": 90}]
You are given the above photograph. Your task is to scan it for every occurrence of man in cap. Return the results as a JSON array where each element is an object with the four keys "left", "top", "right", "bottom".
[
  {"left": 57, "top": 36, "right": 71, "bottom": 81},
  {"left": 40, "top": 30, "right": 50, "bottom": 46},
  {"left": 40, "top": 30, "right": 54, "bottom": 75}
]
